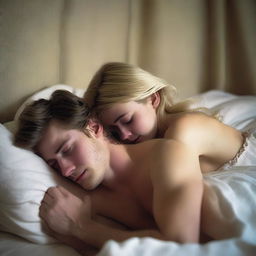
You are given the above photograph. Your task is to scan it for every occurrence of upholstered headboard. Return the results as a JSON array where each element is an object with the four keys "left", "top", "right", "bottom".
[{"left": 1, "top": 0, "right": 256, "bottom": 123}]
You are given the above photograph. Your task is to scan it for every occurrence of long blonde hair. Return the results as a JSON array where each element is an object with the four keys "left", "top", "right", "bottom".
[{"left": 84, "top": 62, "right": 209, "bottom": 126}]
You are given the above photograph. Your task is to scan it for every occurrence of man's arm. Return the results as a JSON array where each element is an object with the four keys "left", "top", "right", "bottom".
[
  {"left": 150, "top": 139, "right": 203, "bottom": 243},
  {"left": 40, "top": 186, "right": 167, "bottom": 249}
]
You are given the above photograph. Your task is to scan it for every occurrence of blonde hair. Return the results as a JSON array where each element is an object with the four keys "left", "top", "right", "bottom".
[{"left": 84, "top": 62, "right": 212, "bottom": 127}]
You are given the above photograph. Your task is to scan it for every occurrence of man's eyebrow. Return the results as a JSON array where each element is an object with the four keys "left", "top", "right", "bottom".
[
  {"left": 114, "top": 114, "right": 126, "bottom": 123},
  {"left": 55, "top": 140, "right": 67, "bottom": 154}
]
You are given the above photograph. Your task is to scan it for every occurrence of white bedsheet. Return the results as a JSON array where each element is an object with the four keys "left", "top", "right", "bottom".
[{"left": 98, "top": 237, "right": 255, "bottom": 256}]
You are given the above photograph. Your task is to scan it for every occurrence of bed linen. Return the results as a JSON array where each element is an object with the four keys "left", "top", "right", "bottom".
[{"left": 0, "top": 86, "right": 255, "bottom": 256}]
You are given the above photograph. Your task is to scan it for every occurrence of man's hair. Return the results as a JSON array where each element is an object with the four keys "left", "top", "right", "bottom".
[{"left": 15, "top": 90, "right": 92, "bottom": 150}]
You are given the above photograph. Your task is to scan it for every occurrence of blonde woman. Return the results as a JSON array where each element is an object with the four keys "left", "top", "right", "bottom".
[
  {"left": 85, "top": 62, "right": 255, "bottom": 173},
  {"left": 85, "top": 62, "right": 190, "bottom": 143}
]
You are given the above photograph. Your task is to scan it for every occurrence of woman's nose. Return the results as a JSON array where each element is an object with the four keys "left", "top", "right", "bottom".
[
  {"left": 119, "top": 127, "right": 132, "bottom": 141},
  {"left": 58, "top": 158, "right": 75, "bottom": 177}
]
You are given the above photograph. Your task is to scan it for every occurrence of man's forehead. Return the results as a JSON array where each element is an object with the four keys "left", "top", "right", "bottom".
[{"left": 36, "top": 121, "right": 67, "bottom": 157}]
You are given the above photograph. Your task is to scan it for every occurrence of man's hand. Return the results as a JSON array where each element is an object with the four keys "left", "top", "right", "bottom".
[{"left": 39, "top": 186, "right": 91, "bottom": 236}]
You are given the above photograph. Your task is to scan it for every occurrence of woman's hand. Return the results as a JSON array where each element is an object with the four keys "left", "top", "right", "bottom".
[{"left": 39, "top": 186, "right": 92, "bottom": 236}]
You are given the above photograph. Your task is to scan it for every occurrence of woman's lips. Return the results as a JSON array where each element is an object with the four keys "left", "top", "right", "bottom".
[{"left": 133, "top": 136, "right": 141, "bottom": 143}]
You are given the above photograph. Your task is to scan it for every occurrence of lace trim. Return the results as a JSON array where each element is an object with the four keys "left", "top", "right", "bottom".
[{"left": 219, "top": 132, "right": 249, "bottom": 169}]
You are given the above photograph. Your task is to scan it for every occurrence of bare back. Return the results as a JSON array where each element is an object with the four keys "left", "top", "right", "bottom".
[{"left": 159, "top": 112, "right": 244, "bottom": 173}]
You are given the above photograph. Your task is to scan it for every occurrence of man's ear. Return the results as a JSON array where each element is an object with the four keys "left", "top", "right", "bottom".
[
  {"left": 150, "top": 92, "right": 160, "bottom": 109},
  {"left": 87, "top": 119, "right": 103, "bottom": 137}
]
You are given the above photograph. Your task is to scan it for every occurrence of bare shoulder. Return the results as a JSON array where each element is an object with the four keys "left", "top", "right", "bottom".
[
  {"left": 165, "top": 112, "right": 218, "bottom": 136},
  {"left": 164, "top": 112, "right": 223, "bottom": 146}
]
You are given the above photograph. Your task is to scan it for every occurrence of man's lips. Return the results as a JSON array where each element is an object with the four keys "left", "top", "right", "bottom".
[{"left": 75, "top": 170, "right": 87, "bottom": 182}]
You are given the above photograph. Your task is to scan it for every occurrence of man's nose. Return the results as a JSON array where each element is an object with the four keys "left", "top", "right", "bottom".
[{"left": 58, "top": 158, "right": 75, "bottom": 177}]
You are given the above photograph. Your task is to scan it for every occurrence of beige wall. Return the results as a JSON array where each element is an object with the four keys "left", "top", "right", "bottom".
[{"left": 1, "top": 0, "right": 256, "bottom": 123}]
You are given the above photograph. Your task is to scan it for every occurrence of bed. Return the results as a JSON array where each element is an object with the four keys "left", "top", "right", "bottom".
[{"left": 0, "top": 85, "right": 256, "bottom": 256}]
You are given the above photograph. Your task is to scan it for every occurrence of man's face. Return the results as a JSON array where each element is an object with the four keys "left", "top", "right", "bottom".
[{"left": 37, "top": 120, "right": 109, "bottom": 190}]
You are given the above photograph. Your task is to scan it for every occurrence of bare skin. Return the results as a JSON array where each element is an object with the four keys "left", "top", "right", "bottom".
[
  {"left": 38, "top": 112, "right": 244, "bottom": 253},
  {"left": 159, "top": 112, "right": 243, "bottom": 173}
]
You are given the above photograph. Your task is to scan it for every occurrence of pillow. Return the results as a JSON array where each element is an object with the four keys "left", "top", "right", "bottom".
[
  {"left": 0, "top": 124, "right": 87, "bottom": 244},
  {"left": 14, "top": 84, "right": 85, "bottom": 122},
  {"left": 191, "top": 90, "right": 256, "bottom": 131}
]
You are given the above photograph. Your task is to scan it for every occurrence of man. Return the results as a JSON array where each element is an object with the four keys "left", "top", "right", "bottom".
[{"left": 15, "top": 90, "right": 204, "bottom": 251}]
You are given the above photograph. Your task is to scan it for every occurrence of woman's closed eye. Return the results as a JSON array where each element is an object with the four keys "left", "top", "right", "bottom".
[{"left": 121, "top": 116, "right": 133, "bottom": 125}]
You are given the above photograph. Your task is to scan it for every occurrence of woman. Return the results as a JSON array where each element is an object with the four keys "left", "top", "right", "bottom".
[{"left": 84, "top": 62, "right": 256, "bottom": 172}]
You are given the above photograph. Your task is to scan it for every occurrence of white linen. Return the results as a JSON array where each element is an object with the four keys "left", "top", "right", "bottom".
[
  {"left": 0, "top": 232, "right": 80, "bottom": 256},
  {"left": 14, "top": 84, "right": 85, "bottom": 122},
  {"left": 98, "top": 237, "right": 255, "bottom": 256},
  {"left": 191, "top": 90, "right": 256, "bottom": 131}
]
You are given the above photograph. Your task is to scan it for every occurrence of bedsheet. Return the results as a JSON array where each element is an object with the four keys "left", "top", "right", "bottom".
[{"left": 98, "top": 237, "right": 255, "bottom": 256}]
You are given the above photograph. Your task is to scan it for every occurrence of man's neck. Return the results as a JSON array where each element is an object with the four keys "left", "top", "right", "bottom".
[{"left": 102, "top": 143, "right": 135, "bottom": 190}]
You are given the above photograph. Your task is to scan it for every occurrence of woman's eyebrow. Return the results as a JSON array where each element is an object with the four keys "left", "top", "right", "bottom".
[
  {"left": 114, "top": 114, "right": 126, "bottom": 123},
  {"left": 114, "top": 113, "right": 127, "bottom": 124}
]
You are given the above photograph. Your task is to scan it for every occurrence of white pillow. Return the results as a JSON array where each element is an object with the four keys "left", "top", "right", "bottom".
[
  {"left": 14, "top": 84, "right": 85, "bottom": 122},
  {"left": 0, "top": 124, "right": 87, "bottom": 244},
  {"left": 191, "top": 90, "right": 256, "bottom": 131}
]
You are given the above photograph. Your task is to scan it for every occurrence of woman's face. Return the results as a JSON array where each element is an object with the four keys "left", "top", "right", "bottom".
[
  {"left": 99, "top": 98, "right": 159, "bottom": 144},
  {"left": 36, "top": 120, "right": 109, "bottom": 190}
]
